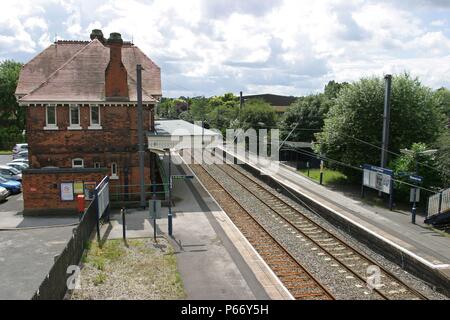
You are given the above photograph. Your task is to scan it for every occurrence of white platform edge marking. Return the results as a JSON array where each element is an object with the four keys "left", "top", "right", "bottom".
[
  {"left": 220, "top": 147, "right": 450, "bottom": 271},
  {"left": 177, "top": 151, "right": 295, "bottom": 300}
]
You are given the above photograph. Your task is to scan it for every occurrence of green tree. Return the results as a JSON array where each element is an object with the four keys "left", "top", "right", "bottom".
[
  {"left": 324, "top": 80, "right": 349, "bottom": 100},
  {"left": 0, "top": 60, "right": 24, "bottom": 128},
  {"left": 315, "top": 73, "right": 446, "bottom": 180},
  {"left": 189, "top": 96, "right": 209, "bottom": 121},
  {"left": 434, "top": 87, "right": 450, "bottom": 127},
  {"left": 391, "top": 143, "right": 443, "bottom": 199},
  {"left": 240, "top": 99, "right": 277, "bottom": 130},
  {"left": 279, "top": 94, "right": 331, "bottom": 142},
  {"left": 435, "top": 131, "right": 450, "bottom": 186}
]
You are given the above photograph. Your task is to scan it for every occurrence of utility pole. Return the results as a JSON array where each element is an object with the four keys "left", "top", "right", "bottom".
[
  {"left": 239, "top": 91, "right": 243, "bottom": 124},
  {"left": 381, "top": 74, "right": 392, "bottom": 169},
  {"left": 137, "top": 64, "right": 146, "bottom": 209}
]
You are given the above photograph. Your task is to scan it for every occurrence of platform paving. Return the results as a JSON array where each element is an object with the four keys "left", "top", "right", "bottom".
[{"left": 104, "top": 152, "right": 292, "bottom": 300}]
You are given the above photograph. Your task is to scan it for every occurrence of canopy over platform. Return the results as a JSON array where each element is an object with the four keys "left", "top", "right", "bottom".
[{"left": 147, "top": 119, "right": 221, "bottom": 152}]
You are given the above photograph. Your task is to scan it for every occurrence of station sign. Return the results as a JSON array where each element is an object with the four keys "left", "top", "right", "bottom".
[
  {"left": 363, "top": 164, "right": 393, "bottom": 195},
  {"left": 410, "top": 188, "right": 420, "bottom": 203},
  {"left": 409, "top": 175, "right": 423, "bottom": 184}
]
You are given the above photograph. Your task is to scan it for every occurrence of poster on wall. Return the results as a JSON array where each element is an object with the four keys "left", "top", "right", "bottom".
[
  {"left": 61, "top": 182, "right": 74, "bottom": 201},
  {"left": 84, "top": 182, "right": 96, "bottom": 200},
  {"left": 74, "top": 181, "right": 84, "bottom": 195}
]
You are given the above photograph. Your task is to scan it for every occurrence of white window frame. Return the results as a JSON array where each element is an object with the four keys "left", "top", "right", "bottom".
[
  {"left": 72, "top": 158, "right": 84, "bottom": 168},
  {"left": 110, "top": 162, "right": 119, "bottom": 180},
  {"left": 94, "top": 162, "right": 101, "bottom": 169},
  {"left": 68, "top": 104, "right": 82, "bottom": 130},
  {"left": 44, "top": 104, "right": 58, "bottom": 130},
  {"left": 88, "top": 105, "right": 102, "bottom": 130}
]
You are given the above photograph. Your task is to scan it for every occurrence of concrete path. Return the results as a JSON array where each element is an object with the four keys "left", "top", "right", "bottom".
[
  {"left": 104, "top": 152, "right": 292, "bottom": 300},
  {"left": 0, "top": 158, "right": 79, "bottom": 299},
  {"left": 0, "top": 226, "right": 74, "bottom": 299}
]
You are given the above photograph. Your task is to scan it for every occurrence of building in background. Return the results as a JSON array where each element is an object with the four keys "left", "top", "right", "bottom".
[{"left": 15, "top": 30, "right": 161, "bottom": 214}]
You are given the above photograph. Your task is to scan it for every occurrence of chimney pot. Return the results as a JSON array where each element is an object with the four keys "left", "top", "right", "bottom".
[
  {"left": 107, "top": 33, "right": 123, "bottom": 45},
  {"left": 90, "top": 29, "right": 105, "bottom": 43}
]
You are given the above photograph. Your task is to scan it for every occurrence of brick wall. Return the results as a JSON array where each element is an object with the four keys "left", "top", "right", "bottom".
[
  {"left": 22, "top": 168, "right": 108, "bottom": 215},
  {"left": 26, "top": 104, "right": 154, "bottom": 185}
]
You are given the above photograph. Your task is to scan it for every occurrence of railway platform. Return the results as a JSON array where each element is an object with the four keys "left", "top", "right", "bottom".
[
  {"left": 219, "top": 147, "right": 450, "bottom": 296},
  {"left": 103, "top": 152, "right": 293, "bottom": 300}
]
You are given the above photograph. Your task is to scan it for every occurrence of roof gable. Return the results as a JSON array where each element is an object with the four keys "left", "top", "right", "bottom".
[
  {"left": 15, "top": 42, "right": 87, "bottom": 96},
  {"left": 17, "top": 38, "right": 161, "bottom": 104},
  {"left": 20, "top": 40, "right": 110, "bottom": 102}
]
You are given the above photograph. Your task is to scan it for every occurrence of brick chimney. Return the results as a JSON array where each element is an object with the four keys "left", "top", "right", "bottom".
[{"left": 105, "top": 32, "right": 129, "bottom": 101}]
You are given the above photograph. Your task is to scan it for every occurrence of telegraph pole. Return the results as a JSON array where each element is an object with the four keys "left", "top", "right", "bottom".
[
  {"left": 239, "top": 91, "right": 243, "bottom": 124},
  {"left": 381, "top": 74, "right": 392, "bottom": 169},
  {"left": 137, "top": 64, "right": 146, "bottom": 208}
]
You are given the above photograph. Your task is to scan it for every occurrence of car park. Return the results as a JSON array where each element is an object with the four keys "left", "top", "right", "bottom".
[
  {"left": 0, "top": 176, "right": 21, "bottom": 194},
  {"left": 13, "top": 150, "right": 28, "bottom": 160},
  {"left": 6, "top": 162, "right": 29, "bottom": 172},
  {"left": 0, "top": 186, "right": 9, "bottom": 201},
  {"left": 0, "top": 166, "right": 22, "bottom": 181},
  {"left": 12, "top": 143, "right": 28, "bottom": 154}
]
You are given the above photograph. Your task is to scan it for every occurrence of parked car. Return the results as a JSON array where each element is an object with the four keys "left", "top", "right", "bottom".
[
  {"left": 0, "top": 186, "right": 9, "bottom": 202},
  {"left": 12, "top": 143, "right": 28, "bottom": 154},
  {"left": 0, "top": 165, "right": 22, "bottom": 181},
  {"left": 12, "top": 158, "right": 29, "bottom": 164},
  {"left": 13, "top": 150, "right": 28, "bottom": 160},
  {"left": 0, "top": 176, "right": 21, "bottom": 194},
  {"left": 6, "top": 162, "right": 29, "bottom": 172}
]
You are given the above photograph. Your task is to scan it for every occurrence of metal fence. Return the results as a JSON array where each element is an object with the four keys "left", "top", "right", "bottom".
[
  {"left": 31, "top": 199, "right": 98, "bottom": 300},
  {"left": 427, "top": 187, "right": 450, "bottom": 218}
]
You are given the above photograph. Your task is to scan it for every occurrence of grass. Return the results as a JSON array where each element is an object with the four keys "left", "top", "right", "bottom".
[
  {"left": 299, "top": 168, "right": 349, "bottom": 186},
  {"left": 0, "top": 151, "right": 12, "bottom": 155},
  {"left": 82, "top": 240, "right": 125, "bottom": 272},
  {"left": 73, "top": 238, "right": 186, "bottom": 300}
]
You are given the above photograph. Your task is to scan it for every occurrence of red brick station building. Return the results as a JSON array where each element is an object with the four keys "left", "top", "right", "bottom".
[{"left": 15, "top": 30, "right": 162, "bottom": 214}]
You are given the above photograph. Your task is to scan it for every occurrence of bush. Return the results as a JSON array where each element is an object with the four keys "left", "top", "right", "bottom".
[{"left": 0, "top": 126, "right": 25, "bottom": 150}]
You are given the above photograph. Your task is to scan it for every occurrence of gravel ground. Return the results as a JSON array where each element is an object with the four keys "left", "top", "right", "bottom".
[
  {"left": 69, "top": 238, "right": 186, "bottom": 300},
  {"left": 231, "top": 164, "right": 448, "bottom": 300},
  {"left": 201, "top": 163, "right": 447, "bottom": 300}
]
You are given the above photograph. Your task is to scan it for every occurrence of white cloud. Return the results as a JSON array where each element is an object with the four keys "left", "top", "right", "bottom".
[{"left": 1, "top": 0, "right": 450, "bottom": 96}]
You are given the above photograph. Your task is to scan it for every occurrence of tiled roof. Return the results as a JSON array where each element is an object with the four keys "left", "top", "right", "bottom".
[{"left": 16, "top": 39, "right": 161, "bottom": 103}]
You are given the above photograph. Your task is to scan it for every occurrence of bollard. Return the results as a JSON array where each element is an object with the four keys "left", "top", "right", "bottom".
[
  {"left": 122, "top": 208, "right": 126, "bottom": 241},
  {"left": 412, "top": 205, "right": 416, "bottom": 224}
]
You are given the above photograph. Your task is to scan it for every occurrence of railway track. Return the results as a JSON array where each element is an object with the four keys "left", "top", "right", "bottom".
[
  {"left": 211, "top": 162, "right": 428, "bottom": 300},
  {"left": 190, "top": 164, "right": 335, "bottom": 300}
]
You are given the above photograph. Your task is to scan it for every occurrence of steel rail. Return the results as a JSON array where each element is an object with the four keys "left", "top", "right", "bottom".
[
  {"left": 217, "top": 163, "right": 428, "bottom": 300},
  {"left": 190, "top": 163, "right": 335, "bottom": 300}
]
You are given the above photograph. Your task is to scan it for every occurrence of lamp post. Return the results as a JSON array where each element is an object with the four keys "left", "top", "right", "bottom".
[{"left": 166, "top": 148, "right": 173, "bottom": 237}]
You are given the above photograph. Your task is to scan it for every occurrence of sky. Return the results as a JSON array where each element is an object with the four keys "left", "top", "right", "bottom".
[{"left": 1, "top": 0, "right": 450, "bottom": 98}]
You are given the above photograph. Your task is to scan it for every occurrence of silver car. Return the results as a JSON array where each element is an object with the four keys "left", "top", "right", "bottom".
[
  {"left": 0, "top": 186, "right": 9, "bottom": 202},
  {"left": 6, "top": 162, "right": 29, "bottom": 172},
  {"left": 0, "top": 166, "right": 22, "bottom": 181},
  {"left": 13, "top": 150, "right": 28, "bottom": 160}
]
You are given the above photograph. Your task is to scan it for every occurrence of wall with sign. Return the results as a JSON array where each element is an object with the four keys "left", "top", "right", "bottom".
[{"left": 22, "top": 168, "right": 107, "bottom": 215}]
